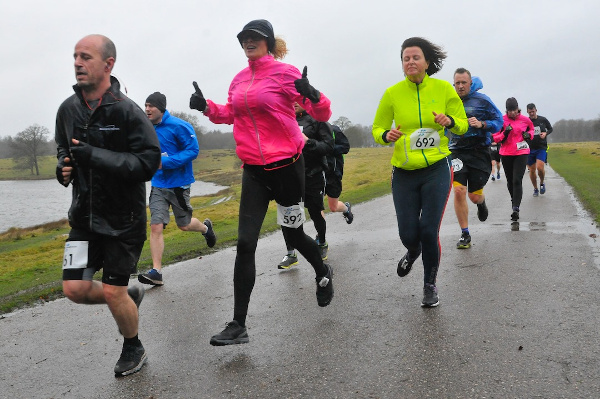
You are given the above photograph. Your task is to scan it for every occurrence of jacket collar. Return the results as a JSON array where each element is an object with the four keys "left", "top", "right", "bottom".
[
  {"left": 73, "top": 76, "right": 124, "bottom": 107},
  {"left": 248, "top": 54, "right": 274, "bottom": 69}
]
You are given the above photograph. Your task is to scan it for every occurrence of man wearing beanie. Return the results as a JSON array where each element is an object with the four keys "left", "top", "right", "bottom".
[{"left": 139, "top": 92, "right": 217, "bottom": 286}]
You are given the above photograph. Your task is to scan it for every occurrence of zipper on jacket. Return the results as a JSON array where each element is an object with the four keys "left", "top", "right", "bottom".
[
  {"left": 416, "top": 83, "right": 430, "bottom": 167},
  {"left": 245, "top": 65, "right": 266, "bottom": 164}
]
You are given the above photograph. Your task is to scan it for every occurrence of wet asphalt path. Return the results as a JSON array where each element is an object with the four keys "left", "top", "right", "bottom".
[{"left": 1, "top": 166, "right": 599, "bottom": 399}]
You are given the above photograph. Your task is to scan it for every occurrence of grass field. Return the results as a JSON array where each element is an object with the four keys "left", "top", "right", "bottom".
[
  {"left": 0, "top": 147, "right": 394, "bottom": 313},
  {"left": 548, "top": 142, "right": 600, "bottom": 225}
]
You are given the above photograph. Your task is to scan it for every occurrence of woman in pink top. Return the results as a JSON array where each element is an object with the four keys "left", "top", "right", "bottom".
[
  {"left": 492, "top": 97, "right": 534, "bottom": 221},
  {"left": 189, "top": 19, "right": 334, "bottom": 346}
]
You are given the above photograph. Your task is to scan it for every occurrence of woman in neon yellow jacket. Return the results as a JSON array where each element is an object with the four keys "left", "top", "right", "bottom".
[{"left": 372, "top": 37, "right": 468, "bottom": 308}]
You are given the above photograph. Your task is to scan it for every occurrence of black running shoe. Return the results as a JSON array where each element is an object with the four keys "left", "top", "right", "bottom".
[
  {"left": 457, "top": 232, "right": 472, "bottom": 249},
  {"left": 316, "top": 264, "right": 334, "bottom": 307},
  {"left": 114, "top": 343, "right": 147, "bottom": 377},
  {"left": 277, "top": 253, "right": 299, "bottom": 269},
  {"left": 511, "top": 211, "right": 519, "bottom": 221},
  {"left": 477, "top": 201, "right": 488, "bottom": 222},
  {"left": 397, "top": 251, "right": 419, "bottom": 277},
  {"left": 203, "top": 218, "right": 217, "bottom": 248},
  {"left": 138, "top": 268, "right": 163, "bottom": 286},
  {"left": 421, "top": 284, "right": 439, "bottom": 307},
  {"left": 343, "top": 202, "right": 354, "bottom": 224},
  {"left": 210, "top": 321, "right": 249, "bottom": 346}
]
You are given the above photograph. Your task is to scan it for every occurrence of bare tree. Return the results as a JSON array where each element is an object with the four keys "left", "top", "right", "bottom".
[
  {"left": 332, "top": 116, "right": 353, "bottom": 131},
  {"left": 10, "top": 124, "right": 50, "bottom": 175}
]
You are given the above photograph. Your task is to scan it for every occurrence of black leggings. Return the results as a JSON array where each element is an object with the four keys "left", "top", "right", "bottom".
[
  {"left": 500, "top": 154, "right": 528, "bottom": 209},
  {"left": 391, "top": 158, "right": 452, "bottom": 286},
  {"left": 283, "top": 206, "right": 325, "bottom": 251},
  {"left": 233, "top": 157, "right": 326, "bottom": 323}
]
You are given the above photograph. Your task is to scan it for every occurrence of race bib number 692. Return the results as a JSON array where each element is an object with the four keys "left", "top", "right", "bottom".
[{"left": 409, "top": 128, "right": 440, "bottom": 150}]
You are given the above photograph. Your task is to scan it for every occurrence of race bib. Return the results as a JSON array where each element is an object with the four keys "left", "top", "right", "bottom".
[
  {"left": 276, "top": 203, "right": 306, "bottom": 228},
  {"left": 451, "top": 158, "right": 464, "bottom": 172},
  {"left": 534, "top": 126, "right": 541, "bottom": 136},
  {"left": 62, "top": 241, "right": 89, "bottom": 270},
  {"left": 409, "top": 128, "right": 440, "bottom": 150},
  {"left": 516, "top": 141, "right": 530, "bottom": 150}
]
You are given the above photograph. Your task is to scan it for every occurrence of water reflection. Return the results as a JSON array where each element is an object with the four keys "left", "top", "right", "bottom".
[{"left": 511, "top": 222, "right": 519, "bottom": 231}]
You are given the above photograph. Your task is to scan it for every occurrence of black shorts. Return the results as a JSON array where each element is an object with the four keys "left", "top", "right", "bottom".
[
  {"left": 305, "top": 172, "right": 325, "bottom": 211},
  {"left": 62, "top": 229, "right": 144, "bottom": 286},
  {"left": 490, "top": 146, "right": 501, "bottom": 162},
  {"left": 451, "top": 149, "right": 492, "bottom": 193},
  {"left": 325, "top": 172, "right": 342, "bottom": 199}
]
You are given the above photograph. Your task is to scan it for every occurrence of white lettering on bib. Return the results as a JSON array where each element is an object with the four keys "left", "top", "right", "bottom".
[
  {"left": 409, "top": 128, "right": 440, "bottom": 150},
  {"left": 277, "top": 203, "right": 306, "bottom": 228},
  {"left": 62, "top": 241, "right": 89, "bottom": 270}
]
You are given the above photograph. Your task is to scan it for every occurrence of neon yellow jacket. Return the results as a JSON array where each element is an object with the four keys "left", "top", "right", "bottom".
[{"left": 372, "top": 74, "right": 468, "bottom": 170}]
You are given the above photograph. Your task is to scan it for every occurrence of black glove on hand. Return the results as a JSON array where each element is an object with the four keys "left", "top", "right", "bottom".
[
  {"left": 56, "top": 159, "right": 70, "bottom": 186},
  {"left": 189, "top": 81, "right": 207, "bottom": 111},
  {"left": 70, "top": 141, "right": 93, "bottom": 167},
  {"left": 522, "top": 130, "right": 531, "bottom": 141},
  {"left": 294, "top": 66, "right": 321, "bottom": 104},
  {"left": 501, "top": 125, "right": 513, "bottom": 143}
]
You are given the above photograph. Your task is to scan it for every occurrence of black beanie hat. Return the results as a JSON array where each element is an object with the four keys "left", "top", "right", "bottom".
[
  {"left": 506, "top": 97, "right": 519, "bottom": 111},
  {"left": 237, "top": 19, "right": 275, "bottom": 52},
  {"left": 146, "top": 92, "right": 166, "bottom": 113}
]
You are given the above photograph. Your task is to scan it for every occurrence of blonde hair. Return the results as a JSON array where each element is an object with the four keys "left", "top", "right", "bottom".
[{"left": 271, "top": 37, "right": 288, "bottom": 60}]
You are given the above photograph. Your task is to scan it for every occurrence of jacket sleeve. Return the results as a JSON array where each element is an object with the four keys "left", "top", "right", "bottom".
[
  {"left": 525, "top": 117, "right": 535, "bottom": 140},
  {"left": 204, "top": 79, "right": 236, "bottom": 125},
  {"left": 333, "top": 130, "right": 350, "bottom": 155},
  {"left": 284, "top": 65, "right": 332, "bottom": 122},
  {"left": 161, "top": 123, "right": 199, "bottom": 171},
  {"left": 543, "top": 116, "right": 553, "bottom": 134},
  {"left": 54, "top": 106, "right": 72, "bottom": 186},
  {"left": 87, "top": 105, "right": 161, "bottom": 182},
  {"left": 483, "top": 98, "right": 504, "bottom": 134},
  {"left": 372, "top": 90, "right": 393, "bottom": 146},
  {"left": 303, "top": 122, "right": 334, "bottom": 156}
]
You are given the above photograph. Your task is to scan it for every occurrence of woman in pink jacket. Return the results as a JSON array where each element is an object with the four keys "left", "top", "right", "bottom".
[
  {"left": 492, "top": 97, "right": 534, "bottom": 221},
  {"left": 189, "top": 19, "right": 334, "bottom": 346}
]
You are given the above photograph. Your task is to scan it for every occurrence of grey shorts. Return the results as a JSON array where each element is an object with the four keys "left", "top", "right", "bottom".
[{"left": 149, "top": 186, "right": 193, "bottom": 227}]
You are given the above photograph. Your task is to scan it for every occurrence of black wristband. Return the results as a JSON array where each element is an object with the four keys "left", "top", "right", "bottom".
[{"left": 382, "top": 130, "right": 390, "bottom": 143}]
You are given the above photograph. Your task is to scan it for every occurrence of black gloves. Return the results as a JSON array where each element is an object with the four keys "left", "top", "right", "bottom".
[
  {"left": 501, "top": 125, "right": 513, "bottom": 143},
  {"left": 189, "top": 81, "right": 207, "bottom": 112},
  {"left": 70, "top": 141, "right": 93, "bottom": 167},
  {"left": 294, "top": 66, "right": 321, "bottom": 104},
  {"left": 522, "top": 129, "right": 531, "bottom": 141}
]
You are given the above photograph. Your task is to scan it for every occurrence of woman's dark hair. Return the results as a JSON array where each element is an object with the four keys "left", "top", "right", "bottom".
[{"left": 401, "top": 37, "right": 446, "bottom": 76}]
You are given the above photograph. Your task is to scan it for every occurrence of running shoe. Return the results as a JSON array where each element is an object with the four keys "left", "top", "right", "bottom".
[
  {"left": 316, "top": 264, "right": 334, "bottom": 307},
  {"left": 138, "top": 268, "right": 163, "bottom": 286},
  {"left": 203, "top": 218, "right": 217, "bottom": 248},
  {"left": 277, "top": 253, "right": 298, "bottom": 269},
  {"left": 533, "top": 188, "right": 539, "bottom": 197},
  {"left": 491, "top": 175, "right": 495, "bottom": 181},
  {"left": 343, "top": 202, "right": 354, "bottom": 224},
  {"left": 397, "top": 251, "right": 420, "bottom": 277},
  {"left": 477, "top": 201, "right": 489, "bottom": 222},
  {"left": 497, "top": 172, "right": 501, "bottom": 180},
  {"left": 319, "top": 242, "right": 329, "bottom": 260},
  {"left": 540, "top": 183, "right": 546, "bottom": 195},
  {"left": 114, "top": 343, "right": 147, "bottom": 377},
  {"left": 210, "top": 321, "right": 249, "bottom": 346},
  {"left": 511, "top": 210, "right": 520, "bottom": 221},
  {"left": 421, "top": 284, "right": 439, "bottom": 307},
  {"left": 456, "top": 232, "right": 471, "bottom": 249}
]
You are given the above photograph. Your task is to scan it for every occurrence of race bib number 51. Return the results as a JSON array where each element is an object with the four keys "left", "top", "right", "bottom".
[
  {"left": 277, "top": 203, "right": 306, "bottom": 229},
  {"left": 409, "top": 128, "right": 440, "bottom": 150},
  {"left": 62, "top": 241, "right": 89, "bottom": 269}
]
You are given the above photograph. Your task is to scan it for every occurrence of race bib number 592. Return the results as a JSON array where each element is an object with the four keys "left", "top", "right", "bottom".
[
  {"left": 276, "top": 203, "right": 306, "bottom": 229},
  {"left": 62, "top": 241, "right": 89, "bottom": 269}
]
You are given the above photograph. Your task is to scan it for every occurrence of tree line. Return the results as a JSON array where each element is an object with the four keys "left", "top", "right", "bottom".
[{"left": 2, "top": 114, "right": 599, "bottom": 175}]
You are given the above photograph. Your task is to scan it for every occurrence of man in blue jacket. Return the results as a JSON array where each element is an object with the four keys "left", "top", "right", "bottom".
[
  {"left": 449, "top": 68, "right": 504, "bottom": 249},
  {"left": 138, "top": 92, "right": 216, "bottom": 286}
]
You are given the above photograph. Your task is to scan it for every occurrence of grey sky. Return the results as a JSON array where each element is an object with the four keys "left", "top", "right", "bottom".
[{"left": 2, "top": 0, "right": 598, "bottom": 138}]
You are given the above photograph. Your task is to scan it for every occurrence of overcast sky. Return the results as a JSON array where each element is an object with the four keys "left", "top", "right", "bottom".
[{"left": 2, "top": 0, "right": 598, "bottom": 138}]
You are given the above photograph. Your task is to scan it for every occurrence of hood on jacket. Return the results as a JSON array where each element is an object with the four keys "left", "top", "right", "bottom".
[{"left": 469, "top": 76, "right": 483, "bottom": 96}]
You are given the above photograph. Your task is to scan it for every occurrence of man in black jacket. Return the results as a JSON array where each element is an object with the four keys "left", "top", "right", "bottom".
[
  {"left": 277, "top": 102, "right": 334, "bottom": 269},
  {"left": 55, "top": 34, "right": 160, "bottom": 377}
]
